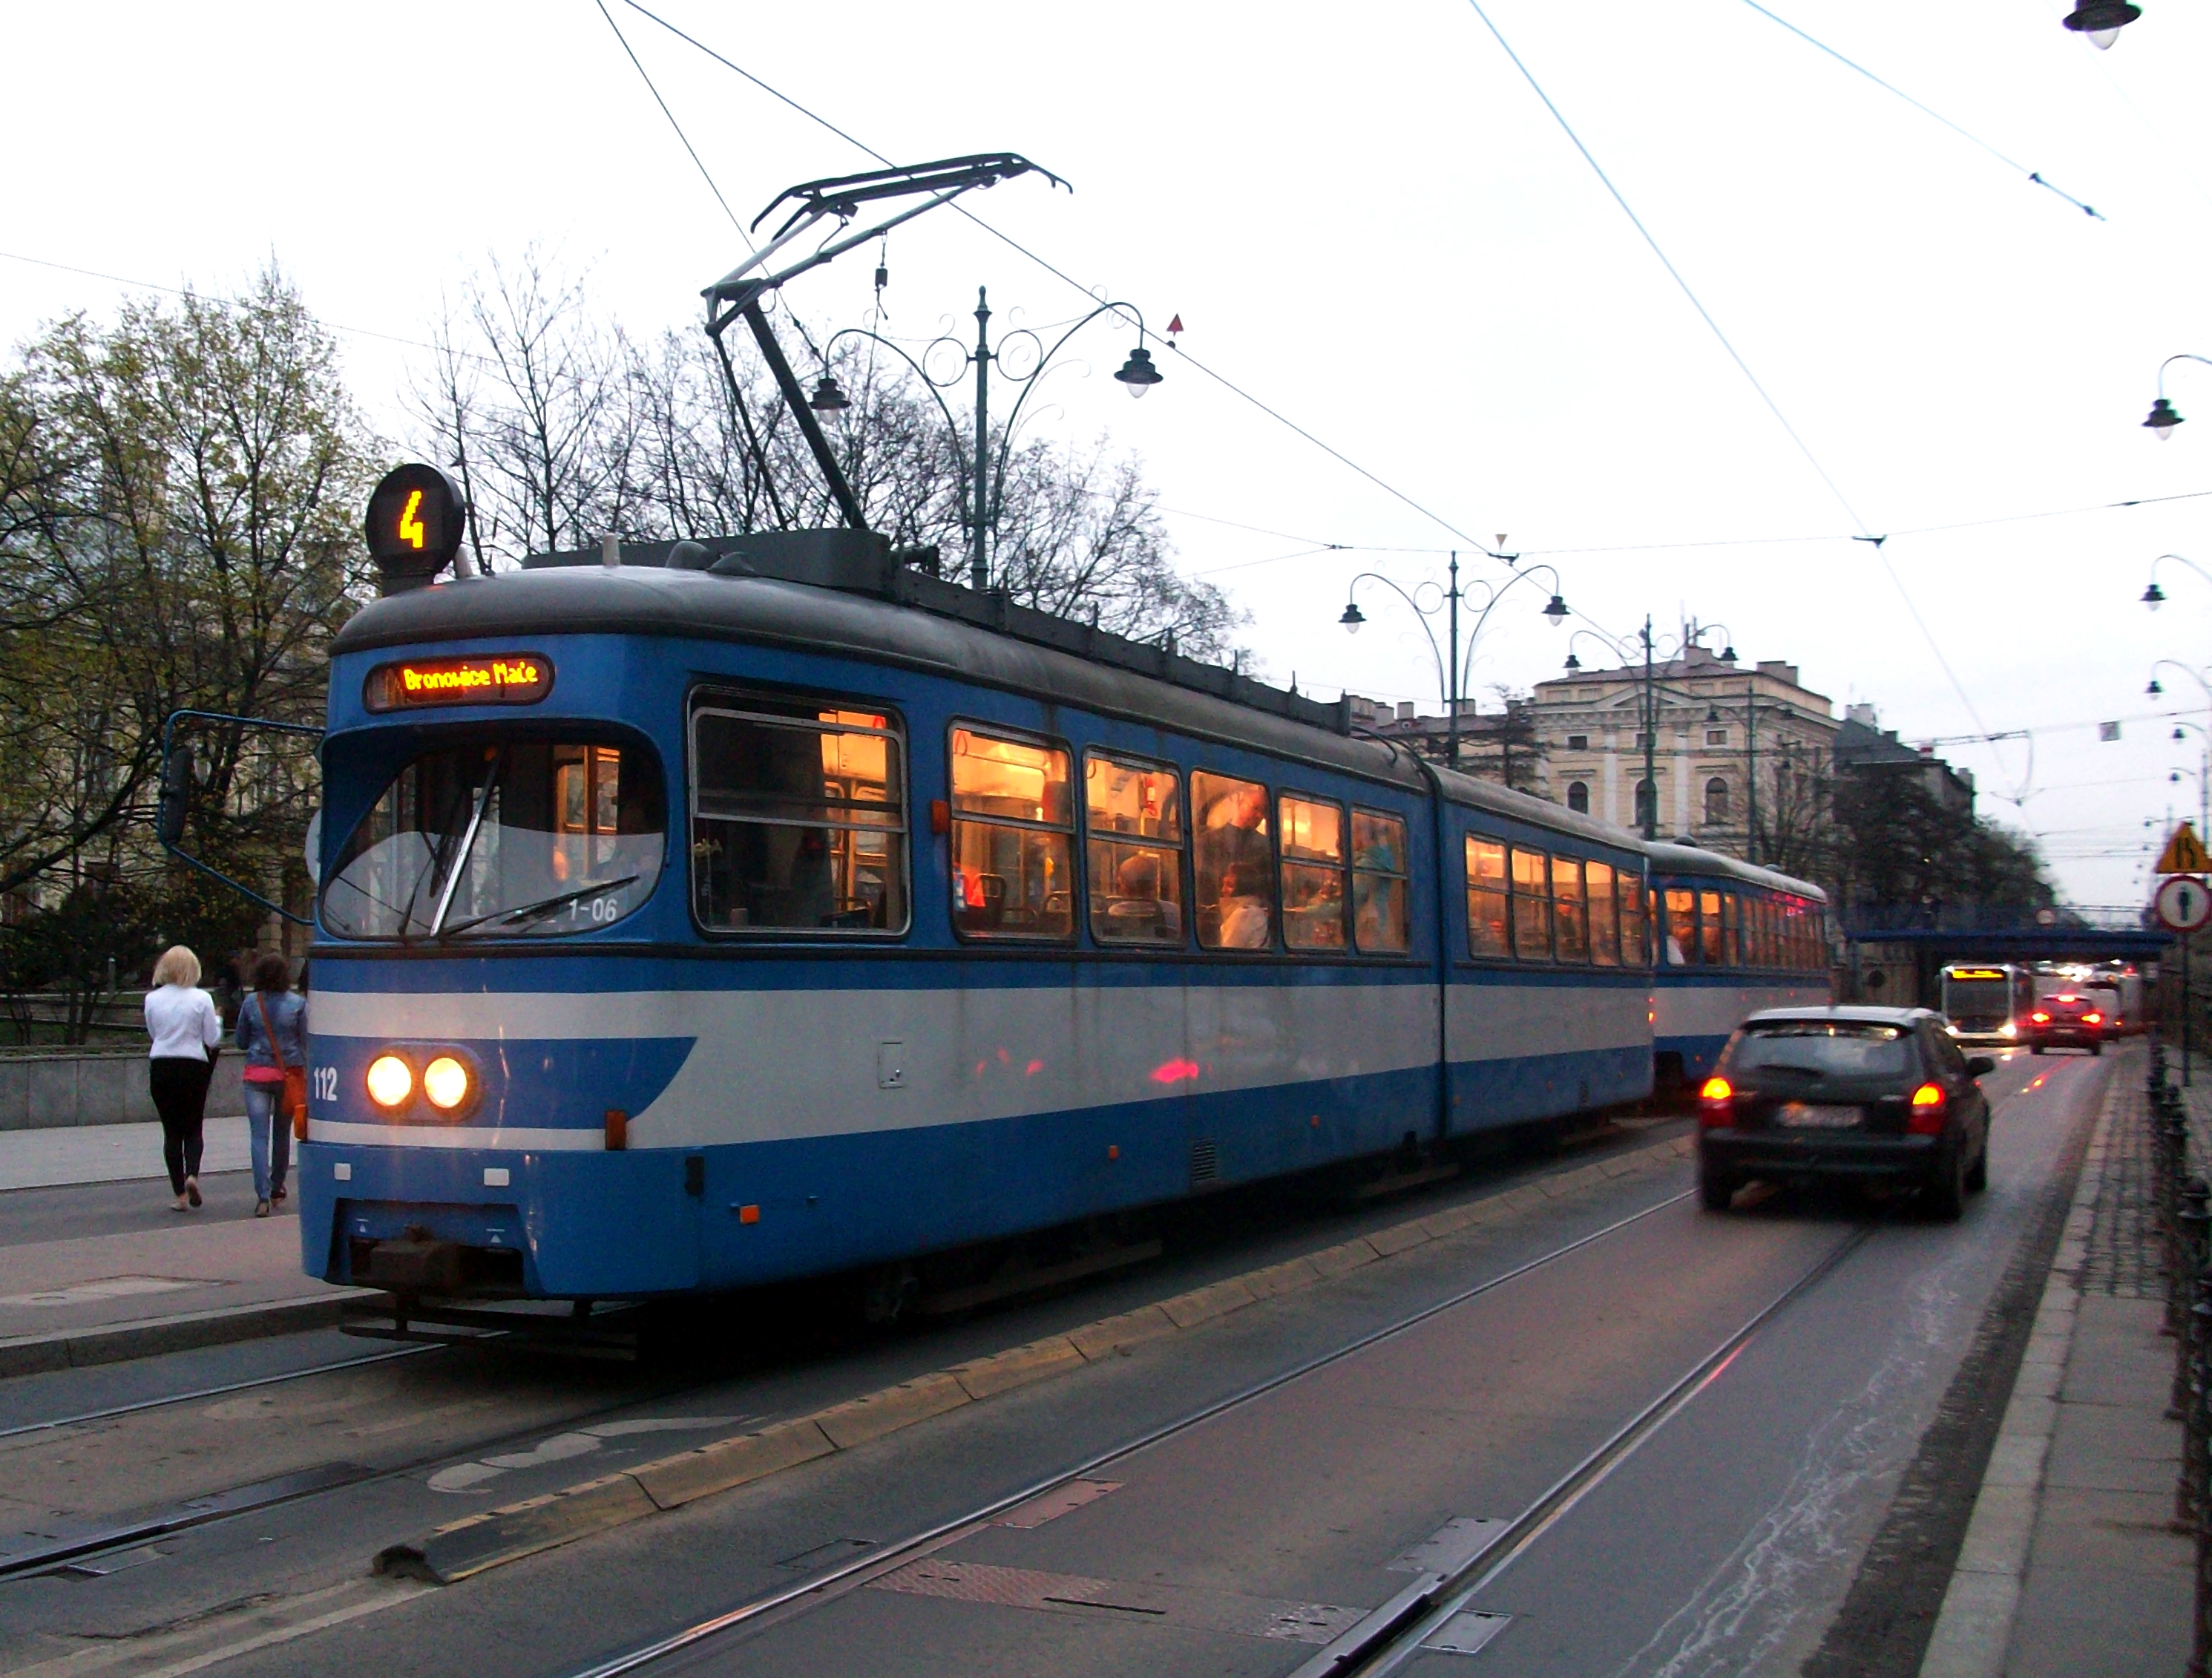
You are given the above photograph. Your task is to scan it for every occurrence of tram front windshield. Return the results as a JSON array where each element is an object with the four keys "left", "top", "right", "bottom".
[{"left": 322, "top": 740, "right": 663, "bottom": 940}]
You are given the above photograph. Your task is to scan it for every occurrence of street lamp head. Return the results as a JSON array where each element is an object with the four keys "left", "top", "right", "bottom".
[
  {"left": 1563, "top": 651, "right": 1581, "bottom": 673},
  {"left": 1339, "top": 600, "right": 1366, "bottom": 635},
  {"left": 1113, "top": 345, "right": 1163, "bottom": 397},
  {"left": 1720, "top": 643, "right": 1738, "bottom": 663},
  {"left": 2176, "top": 727, "right": 2188, "bottom": 741},
  {"left": 1705, "top": 704, "right": 1722, "bottom": 724},
  {"left": 808, "top": 374, "right": 851, "bottom": 416},
  {"left": 2149, "top": 678, "right": 2165, "bottom": 696},
  {"left": 2062, "top": 0, "right": 2140, "bottom": 46},
  {"left": 2146, "top": 397, "right": 2183, "bottom": 439},
  {"left": 2145, "top": 580, "right": 2168, "bottom": 610},
  {"left": 1542, "top": 592, "right": 1569, "bottom": 627}
]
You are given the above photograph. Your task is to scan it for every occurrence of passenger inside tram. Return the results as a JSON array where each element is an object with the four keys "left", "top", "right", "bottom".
[{"left": 1194, "top": 773, "right": 1276, "bottom": 948}]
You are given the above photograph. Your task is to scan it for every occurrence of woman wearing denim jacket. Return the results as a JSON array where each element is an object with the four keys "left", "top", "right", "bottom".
[{"left": 234, "top": 954, "right": 306, "bottom": 1217}]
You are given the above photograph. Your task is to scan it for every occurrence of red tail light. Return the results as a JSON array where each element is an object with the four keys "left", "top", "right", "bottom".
[
  {"left": 2030, "top": 1011, "right": 2050, "bottom": 1024},
  {"left": 2083, "top": 1012, "right": 2102, "bottom": 1025},
  {"left": 1699, "top": 1075, "right": 1733, "bottom": 1127},
  {"left": 1908, "top": 1081, "right": 1947, "bottom": 1135}
]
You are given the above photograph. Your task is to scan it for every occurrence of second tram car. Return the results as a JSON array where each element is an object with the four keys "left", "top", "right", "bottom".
[{"left": 1646, "top": 843, "right": 1833, "bottom": 1090}]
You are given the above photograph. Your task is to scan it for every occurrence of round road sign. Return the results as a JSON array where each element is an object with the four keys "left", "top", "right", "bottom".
[{"left": 2156, "top": 874, "right": 2212, "bottom": 933}]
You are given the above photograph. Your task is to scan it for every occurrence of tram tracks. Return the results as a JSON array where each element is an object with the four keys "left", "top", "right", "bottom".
[{"left": 543, "top": 1188, "right": 1867, "bottom": 1678}]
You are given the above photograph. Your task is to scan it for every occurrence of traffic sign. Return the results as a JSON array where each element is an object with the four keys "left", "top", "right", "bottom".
[
  {"left": 2156, "top": 874, "right": 2212, "bottom": 933},
  {"left": 2157, "top": 822, "right": 2212, "bottom": 874}
]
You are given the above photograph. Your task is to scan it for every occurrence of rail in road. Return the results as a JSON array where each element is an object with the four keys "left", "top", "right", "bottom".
[{"left": 0, "top": 1047, "right": 2104, "bottom": 1678}]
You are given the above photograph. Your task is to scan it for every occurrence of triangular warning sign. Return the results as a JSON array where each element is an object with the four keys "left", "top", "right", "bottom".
[{"left": 2157, "top": 821, "right": 2211, "bottom": 874}]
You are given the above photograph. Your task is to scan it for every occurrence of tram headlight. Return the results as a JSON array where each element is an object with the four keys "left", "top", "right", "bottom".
[
  {"left": 365, "top": 1053, "right": 414, "bottom": 1109},
  {"left": 422, "top": 1055, "right": 472, "bottom": 1112}
]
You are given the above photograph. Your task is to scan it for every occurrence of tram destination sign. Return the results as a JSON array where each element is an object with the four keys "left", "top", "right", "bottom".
[{"left": 364, "top": 654, "right": 554, "bottom": 713}]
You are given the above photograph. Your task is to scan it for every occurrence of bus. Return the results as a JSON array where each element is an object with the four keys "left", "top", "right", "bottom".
[{"left": 1940, "top": 963, "right": 2037, "bottom": 1045}]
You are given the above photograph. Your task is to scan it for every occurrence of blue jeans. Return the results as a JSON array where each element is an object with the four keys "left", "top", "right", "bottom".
[{"left": 243, "top": 1082, "right": 290, "bottom": 1202}]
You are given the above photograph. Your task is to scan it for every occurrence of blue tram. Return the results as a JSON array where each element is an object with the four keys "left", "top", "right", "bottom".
[
  {"left": 295, "top": 531, "right": 1664, "bottom": 1303},
  {"left": 1646, "top": 841, "right": 1833, "bottom": 1090}
]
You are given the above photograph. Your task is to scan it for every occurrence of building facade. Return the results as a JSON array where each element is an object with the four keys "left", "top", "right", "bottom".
[{"left": 1527, "top": 643, "right": 1838, "bottom": 865}]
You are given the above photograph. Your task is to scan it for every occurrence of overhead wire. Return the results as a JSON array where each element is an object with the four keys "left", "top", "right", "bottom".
[
  {"left": 1739, "top": 1, "right": 2103, "bottom": 219},
  {"left": 610, "top": 0, "right": 1514, "bottom": 568},
  {"left": 1459, "top": 0, "right": 2009, "bottom": 784}
]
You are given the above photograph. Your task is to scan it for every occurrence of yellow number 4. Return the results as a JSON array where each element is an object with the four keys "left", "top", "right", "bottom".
[{"left": 399, "top": 488, "right": 426, "bottom": 550}]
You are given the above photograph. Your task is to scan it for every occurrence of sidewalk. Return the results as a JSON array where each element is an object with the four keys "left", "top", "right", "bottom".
[
  {"left": 1920, "top": 1052, "right": 2195, "bottom": 1677},
  {"left": 0, "top": 1118, "right": 370, "bottom": 1377}
]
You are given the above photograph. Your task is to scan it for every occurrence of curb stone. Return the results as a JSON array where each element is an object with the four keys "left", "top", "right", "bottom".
[
  {"left": 1916, "top": 1078, "right": 2108, "bottom": 1677},
  {"left": 375, "top": 1131, "right": 1688, "bottom": 1587}
]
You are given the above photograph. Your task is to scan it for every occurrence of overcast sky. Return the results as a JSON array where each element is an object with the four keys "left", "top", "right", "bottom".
[{"left": 7, "top": 0, "right": 2212, "bottom": 909}]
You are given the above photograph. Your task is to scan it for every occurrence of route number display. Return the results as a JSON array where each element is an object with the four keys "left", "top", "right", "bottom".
[
  {"left": 365, "top": 462, "right": 468, "bottom": 591},
  {"left": 2156, "top": 874, "right": 2212, "bottom": 934}
]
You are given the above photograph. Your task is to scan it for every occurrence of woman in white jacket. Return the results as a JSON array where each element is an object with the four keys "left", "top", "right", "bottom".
[{"left": 144, "top": 946, "right": 220, "bottom": 1210}]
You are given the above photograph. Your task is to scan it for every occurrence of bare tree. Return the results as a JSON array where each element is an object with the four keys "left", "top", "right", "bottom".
[{"left": 413, "top": 263, "right": 1247, "bottom": 660}]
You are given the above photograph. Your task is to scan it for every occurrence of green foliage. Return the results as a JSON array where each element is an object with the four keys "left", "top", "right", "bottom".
[{"left": 0, "top": 265, "right": 378, "bottom": 979}]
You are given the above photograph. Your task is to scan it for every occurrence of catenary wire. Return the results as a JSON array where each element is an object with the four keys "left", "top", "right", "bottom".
[
  {"left": 593, "top": 0, "right": 749, "bottom": 245},
  {"left": 1740, "top": 1, "right": 2102, "bottom": 218},
  {"left": 1459, "top": 0, "right": 2007, "bottom": 779},
  {"left": 609, "top": 0, "right": 1514, "bottom": 569}
]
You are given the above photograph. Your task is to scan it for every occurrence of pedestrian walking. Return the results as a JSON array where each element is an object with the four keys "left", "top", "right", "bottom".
[
  {"left": 234, "top": 953, "right": 305, "bottom": 1217},
  {"left": 144, "top": 945, "right": 219, "bottom": 1212}
]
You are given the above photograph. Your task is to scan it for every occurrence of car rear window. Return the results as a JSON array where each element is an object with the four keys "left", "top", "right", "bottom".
[{"left": 1727, "top": 1022, "right": 1916, "bottom": 1079}]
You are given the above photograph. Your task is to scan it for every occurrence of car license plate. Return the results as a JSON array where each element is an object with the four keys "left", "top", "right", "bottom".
[{"left": 1776, "top": 1103, "right": 1860, "bottom": 1129}]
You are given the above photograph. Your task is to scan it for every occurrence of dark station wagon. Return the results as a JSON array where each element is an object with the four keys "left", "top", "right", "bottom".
[{"left": 1696, "top": 1006, "right": 1994, "bottom": 1219}]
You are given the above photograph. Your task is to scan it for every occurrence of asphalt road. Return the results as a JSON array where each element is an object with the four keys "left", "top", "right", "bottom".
[{"left": 0, "top": 1046, "right": 2106, "bottom": 1678}]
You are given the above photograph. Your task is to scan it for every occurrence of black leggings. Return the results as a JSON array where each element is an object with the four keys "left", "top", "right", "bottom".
[{"left": 150, "top": 1056, "right": 213, "bottom": 1196}]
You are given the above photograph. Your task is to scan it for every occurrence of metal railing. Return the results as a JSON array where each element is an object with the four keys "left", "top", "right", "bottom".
[{"left": 2147, "top": 1037, "right": 2212, "bottom": 1676}]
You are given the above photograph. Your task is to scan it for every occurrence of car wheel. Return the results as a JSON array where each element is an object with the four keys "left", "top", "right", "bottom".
[
  {"left": 2030, "top": 1043, "right": 2044, "bottom": 1055},
  {"left": 2092, "top": 1041, "right": 2103, "bottom": 1057},
  {"left": 1965, "top": 1135, "right": 1988, "bottom": 1193},
  {"left": 1699, "top": 1168, "right": 1736, "bottom": 1213},
  {"left": 1926, "top": 1147, "right": 1966, "bottom": 1222}
]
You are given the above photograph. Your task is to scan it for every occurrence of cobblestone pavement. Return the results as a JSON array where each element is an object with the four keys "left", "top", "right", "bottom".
[{"left": 2081, "top": 1064, "right": 2159, "bottom": 1299}]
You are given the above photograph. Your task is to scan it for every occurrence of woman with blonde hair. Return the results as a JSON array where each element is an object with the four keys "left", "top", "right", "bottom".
[{"left": 144, "top": 945, "right": 220, "bottom": 1211}]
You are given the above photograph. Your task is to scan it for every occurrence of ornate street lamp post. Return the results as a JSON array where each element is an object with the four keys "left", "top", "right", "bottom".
[
  {"left": 1338, "top": 554, "right": 1568, "bottom": 770},
  {"left": 2144, "top": 554, "right": 2212, "bottom": 612},
  {"left": 813, "top": 291, "right": 1160, "bottom": 591}
]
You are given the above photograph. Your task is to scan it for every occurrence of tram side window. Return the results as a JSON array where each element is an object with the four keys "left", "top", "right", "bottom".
[
  {"left": 1353, "top": 810, "right": 1411, "bottom": 954},
  {"left": 1084, "top": 755, "right": 1184, "bottom": 946},
  {"left": 1719, "top": 891, "right": 1740, "bottom": 966},
  {"left": 1587, "top": 860, "right": 1619, "bottom": 966},
  {"left": 950, "top": 727, "right": 1074, "bottom": 940},
  {"left": 1194, "top": 771, "right": 1276, "bottom": 950},
  {"left": 1512, "top": 848, "right": 1553, "bottom": 961},
  {"left": 1664, "top": 888, "right": 1697, "bottom": 966},
  {"left": 1554, "top": 856, "right": 1589, "bottom": 962},
  {"left": 1619, "top": 871, "right": 1650, "bottom": 968},
  {"left": 690, "top": 699, "right": 907, "bottom": 933},
  {"left": 1279, "top": 795, "right": 1348, "bottom": 951},
  {"left": 1699, "top": 890, "right": 1725, "bottom": 966},
  {"left": 1466, "top": 836, "right": 1510, "bottom": 957}
]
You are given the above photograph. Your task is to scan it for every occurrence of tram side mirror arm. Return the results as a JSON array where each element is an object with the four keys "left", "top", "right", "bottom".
[{"left": 157, "top": 709, "right": 326, "bottom": 928}]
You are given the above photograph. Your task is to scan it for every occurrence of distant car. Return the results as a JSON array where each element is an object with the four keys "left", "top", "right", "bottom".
[
  {"left": 1696, "top": 1005, "right": 1994, "bottom": 1220},
  {"left": 2028, "top": 993, "right": 2104, "bottom": 1055}
]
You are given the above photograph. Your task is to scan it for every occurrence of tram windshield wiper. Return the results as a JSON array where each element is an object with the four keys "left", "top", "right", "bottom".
[{"left": 439, "top": 876, "right": 641, "bottom": 939}]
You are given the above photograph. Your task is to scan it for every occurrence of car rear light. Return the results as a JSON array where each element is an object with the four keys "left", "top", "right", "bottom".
[
  {"left": 2083, "top": 1012, "right": 2102, "bottom": 1025},
  {"left": 2031, "top": 1011, "right": 2050, "bottom": 1023},
  {"left": 1699, "top": 1075, "right": 1733, "bottom": 1127},
  {"left": 1908, "top": 1081, "right": 1947, "bottom": 1134}
]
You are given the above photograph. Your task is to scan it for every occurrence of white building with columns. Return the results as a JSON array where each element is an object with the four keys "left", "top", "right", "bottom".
[{"left": 1528, "top": 642, "right": 1837, "bottom": 859}]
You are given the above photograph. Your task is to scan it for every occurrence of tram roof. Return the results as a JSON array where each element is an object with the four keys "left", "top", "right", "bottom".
[
  {"left": 332, "top": 532, "right": 1647, "bottom": 856},
  {"left": 1644, "top": 840, "right": 1828, "bottom": 903}
]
